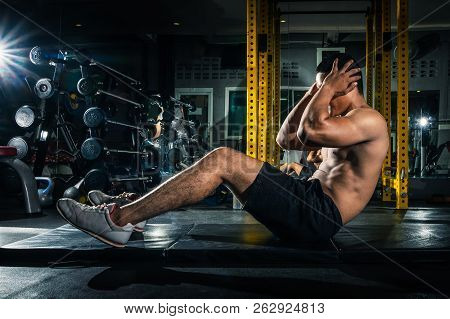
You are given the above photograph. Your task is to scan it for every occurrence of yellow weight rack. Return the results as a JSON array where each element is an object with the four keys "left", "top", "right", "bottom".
[
  {"left": 246, "top": 0, "right": 259, "bottom": 159},
  {"left": 393, "top": 0, "right": 409, "bottom": 209},
  {"left": 365, "top": 7, "right": 374, "bottom": 107},
  {"left": 381, "top": 0, "right": 393, "bottom": 202},
  {"left": 246, "top": 0, "right": 280, "bottom": 164},
  {"left": 374, "top": 0, "right": 383, "bottom": 114},
  {"left": 272, "top": 8, "right": 281, "bottom": 166}
]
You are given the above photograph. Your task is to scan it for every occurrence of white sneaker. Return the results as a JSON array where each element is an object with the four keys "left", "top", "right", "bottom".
[
  {"left": 87, "top": 190, "right": 147, "bottom": 232},
  {"left": 56, "top": 198, "right": 134, "bottom": 248}
]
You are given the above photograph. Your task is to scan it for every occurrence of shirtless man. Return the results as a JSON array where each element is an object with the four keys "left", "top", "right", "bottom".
[{"left": 56, "top": 53, "right": 389, "bottom": 247}]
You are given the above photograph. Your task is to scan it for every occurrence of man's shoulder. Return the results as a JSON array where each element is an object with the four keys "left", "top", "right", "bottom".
[
  {"left": 346, "top": 106, "right": 387, "bottom": 125},
  {"left": 346, "top": 106, "right": 389, "bottom": 144}
]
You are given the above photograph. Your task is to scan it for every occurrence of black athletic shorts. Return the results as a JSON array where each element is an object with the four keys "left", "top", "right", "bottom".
[{"left": 243, "top": 162, "right": 343, "bottom": 242}]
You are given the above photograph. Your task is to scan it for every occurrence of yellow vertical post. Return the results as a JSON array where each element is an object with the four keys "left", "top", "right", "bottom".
[
  {"left": 246, "top": 0, "right": 259, "bottom": 159},
  {"left": 365, "top": 7, "right": 374, "bottom": 107},
  {"left": 381, "top": 0, "right": 393, "bottom": 202},
  {"left": 266, "top": 0, "right": 274, "bottom": 164},
  {"left": 395, "top": 0, "right": 409, "bottom": 209},
  {"left": 258, "top": 0, "right": 269, "bottom": 162},
  {"left": 272, "top": 7, "right": 281, "bottom": 166},
  {"left": 374, "top": 0, "right": 382, "bottom": 114}
]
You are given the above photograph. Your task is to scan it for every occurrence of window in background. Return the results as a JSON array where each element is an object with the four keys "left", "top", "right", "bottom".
[
  {"left": 281, "top": 87, "right": 309, "bottom": 122},
  {"left": 224, "top": 87, "right": 308, "bottom": 140},
  {"left": 225, "top": 87, "right": 246, "bottom": 139}
]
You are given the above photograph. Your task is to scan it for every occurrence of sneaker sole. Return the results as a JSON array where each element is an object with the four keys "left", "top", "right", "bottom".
[
  {"left": 56, "top": 201, "right": 126, "bottom": 248},
  {"left": 134, "top": 227, "right": 144, "bottom": 232}
]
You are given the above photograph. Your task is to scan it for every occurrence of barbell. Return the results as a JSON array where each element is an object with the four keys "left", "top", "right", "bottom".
[
  {"left": 77, "top": 78, "right": 163, "bottom": 119},
  {"left": 80, "top": 137, "right": 159, "bottom": 163},
  {"left": 83, "top": 107, "right": 147, "bottom": 132}
]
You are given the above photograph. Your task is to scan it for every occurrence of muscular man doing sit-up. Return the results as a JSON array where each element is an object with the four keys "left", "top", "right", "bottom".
[{"left": 57, "top": 53, "right": 389, "bottom": 247}]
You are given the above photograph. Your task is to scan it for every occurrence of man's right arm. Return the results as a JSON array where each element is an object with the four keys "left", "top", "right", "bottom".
[{"left": 276, "top": 84, "right": 321, "bottom": 151}]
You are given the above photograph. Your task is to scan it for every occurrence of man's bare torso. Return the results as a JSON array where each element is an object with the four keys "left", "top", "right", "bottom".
[{"left": 309, "top": 110, "right": 389, "bottom": 223}]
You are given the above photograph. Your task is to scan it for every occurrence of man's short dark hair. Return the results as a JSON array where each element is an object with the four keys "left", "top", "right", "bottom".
[{"left": 316, "top": 52, "right": 363, "bottom": 92}]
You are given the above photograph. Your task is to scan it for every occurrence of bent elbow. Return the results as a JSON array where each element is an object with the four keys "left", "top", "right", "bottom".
[
  {"left": 276, "top": 132, "right": 290, "bottom": 150},
  {"left": 276, "top": 136, "right": 289, "bottom": 150}
]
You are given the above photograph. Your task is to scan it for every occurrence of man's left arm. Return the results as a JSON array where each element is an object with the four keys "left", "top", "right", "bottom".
[
  {"left": 297, "top": 59, "right": 384, "bottom": 147},
  {"left": 299, "top": 105, "right": 385, "bottom": 148}
]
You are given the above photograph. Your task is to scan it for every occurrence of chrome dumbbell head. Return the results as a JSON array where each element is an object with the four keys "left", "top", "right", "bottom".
[
  {"left": 34, "top": 78, "right": 54, "bottom": 99},
  {"left": 80, "top": 137, "right": 103, "bottom": 161},
  {"left": 7, "top": 137, "right": 29, "bottom": 159},
  {"left": 77, "top": 77, "right": 97, "bottom": 96},
  {"left": 29, "top": 46, "right": 47, "bottom": 65},
  {"left": 83, "top": 107, "right": 106, "bottom": 128},
  {"left": 15, "top": 105, "right": 36, "bottom": 128}
]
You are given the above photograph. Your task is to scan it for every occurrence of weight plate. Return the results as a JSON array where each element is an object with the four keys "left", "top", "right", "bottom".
[
  {"left": 83, "top": 107, "right": 105, "bottom": 128},
  {"left": 7, "top": 136, "right": 29, "bottom": 159},
  {"left": 29, "top": 46, "right": 45, "bottom": 65},
  {"left": 77, "top": 77, "right": 96, "bottom": 96},
  {"left": 35, "top": 78, "right": 54, "bottom": 99},
  {"left": 84, "top": 169, "right": 109, "bottom": 192},
  {"left": 80, "top": 137, "right": 103, "bottom": 160},
  {"left": 15, "top": 105, "right": 36, "bottom": 128}
]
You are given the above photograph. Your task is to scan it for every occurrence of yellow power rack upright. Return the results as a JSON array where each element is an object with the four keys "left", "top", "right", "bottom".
[{"left": 246, "top": 0, "right": 280, "bottom": 164}]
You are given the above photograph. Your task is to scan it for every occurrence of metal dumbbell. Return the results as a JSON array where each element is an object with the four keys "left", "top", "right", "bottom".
[
  {"left": 83, "top": 107, "right": 147, "bottom": 131},
  {"left": 29, "top": 46, "right": 48, "bottom": 65},
  {"left": 83, "top": 168, "right": 160, "bottom": 192},
  {"left": 7, "top": 137, "right": 30, "bottom": 160},
  {"left": 84, "top": 169, "right": 110, "bottom": 192},
  {"left": 15, "top": 105, "right": 37, "bottom": 128},
  {"left": 77, "top": 77, "right": 98, "bottom": 96},
  {"left": 30, "top": 46, "right": 84, "bottom": 68},
  {"left": 77, "top": 77, "right": 148, "bottom": 110},
  {"left": 34, "top": 78, "right": 54, "bottom": 99},
  {"left": 80, "top": 137, "right": 152, "bottom": 161}
]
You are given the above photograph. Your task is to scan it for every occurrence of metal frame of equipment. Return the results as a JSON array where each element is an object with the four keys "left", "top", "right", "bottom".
[
  {"left": 248, "top": 0, "right": 409, "bottom": 208},
  {"left": 381, "top": 0, "right": 393, "bottom": 202},
  {"left": 246, "top": 0, "right": 259, "bottom": 159},
  {"left": 246, "top": 0, "right": 280, "bottom": 165},
  {"left": 370, "top": 0, "right": 410, "bottom": 208},
  {"left": 365, "top": 7, "right": 374, "bottom": 107},
  {"left": 393, "top": 0, "right": 410, "bottom": 209}
]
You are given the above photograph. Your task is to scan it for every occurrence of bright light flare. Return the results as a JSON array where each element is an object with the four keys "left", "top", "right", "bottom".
[
  {"left": 0, "top": 21, "right": 38, "bottom": 78},
  {"left": 0, "top": 41, "right": 6, "bottom": 67},
  {"left": 418, "top": 117, "right": 429, "bottom": 128}
]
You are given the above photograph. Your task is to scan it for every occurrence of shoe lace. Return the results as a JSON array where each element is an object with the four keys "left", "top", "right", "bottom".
[
  {"left": 93, "top": 203, "right": 109, "bottom": 211},
  {"left": 115, "top": 192, "right": 135, "bottom": 200}
]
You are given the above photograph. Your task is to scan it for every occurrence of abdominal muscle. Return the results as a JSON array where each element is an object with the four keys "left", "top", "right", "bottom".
[{"left": 309, "top": 159, "right": 377, "bottom": 224}]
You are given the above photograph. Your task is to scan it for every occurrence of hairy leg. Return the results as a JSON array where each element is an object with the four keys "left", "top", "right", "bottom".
[{"left": 111, "top": 147, "right": 263, "bottom": 226}]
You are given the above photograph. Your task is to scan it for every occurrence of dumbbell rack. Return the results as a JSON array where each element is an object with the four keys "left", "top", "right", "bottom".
[{"left": 22, "top": 46, "right": 163, "bottom": 196}]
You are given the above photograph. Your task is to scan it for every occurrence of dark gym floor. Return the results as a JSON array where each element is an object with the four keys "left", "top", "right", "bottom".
[{"left": 1, "top": 198, "right": 449, "bottom": 298}]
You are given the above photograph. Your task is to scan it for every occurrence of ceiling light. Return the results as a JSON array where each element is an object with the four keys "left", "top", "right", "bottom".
[
  {"left": 280, "top": 19, "right": 286, "bottom": 23},
  {"left": 173, "top": 22, "right": 181, "bottom": 26},
  {"left": 416, "top": 90, "right": 421, "bottom": 93},
  {"left": 75, "top": 23, "right": 82, "bottom": 27}
]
